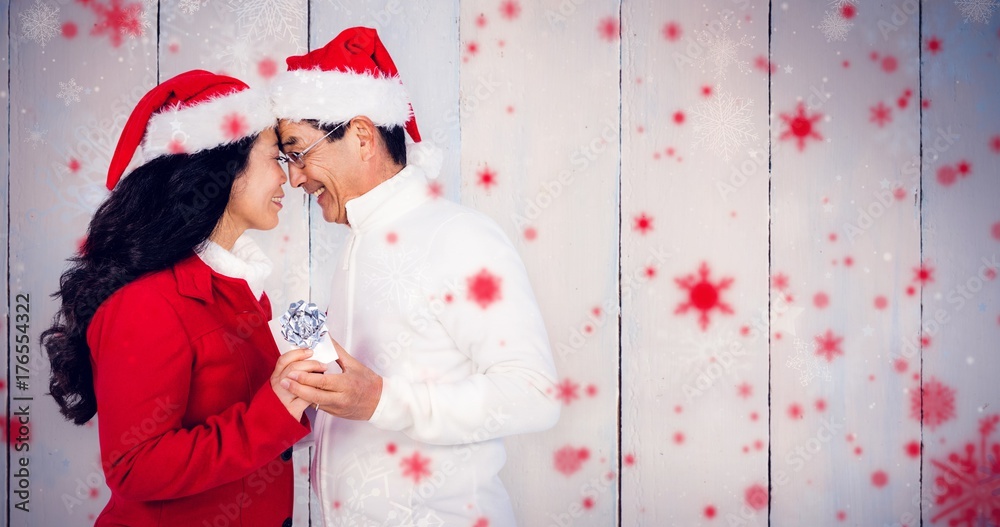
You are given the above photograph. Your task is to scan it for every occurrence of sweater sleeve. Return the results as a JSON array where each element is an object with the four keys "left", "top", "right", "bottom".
[
  {"left": 367, "top": 212, "right": 561, "bottom": 445},
  {"left": 88, "top": 283, "right": 310, "bottom": 501}
]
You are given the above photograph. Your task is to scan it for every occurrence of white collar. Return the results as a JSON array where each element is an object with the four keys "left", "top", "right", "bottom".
[
  {"left": 344, "top": 165, "right": 432, "bottom": 233},
  {"left": 195, "top": 234, "right": 273, "bottom": 300}
]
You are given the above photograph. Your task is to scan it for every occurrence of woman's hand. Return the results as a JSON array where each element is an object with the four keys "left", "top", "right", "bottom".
[{"left": 270, "top": 349, "right": 327, "bottom": 420}]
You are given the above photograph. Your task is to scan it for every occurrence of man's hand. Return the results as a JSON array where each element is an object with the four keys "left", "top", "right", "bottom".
[{"left": 280, "top": 338, "right": 383, "bottom": 421}]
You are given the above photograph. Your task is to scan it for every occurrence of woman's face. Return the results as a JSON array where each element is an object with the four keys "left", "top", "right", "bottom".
[{"left": 226, "top": 127, "right": 288, "bottom": 233}]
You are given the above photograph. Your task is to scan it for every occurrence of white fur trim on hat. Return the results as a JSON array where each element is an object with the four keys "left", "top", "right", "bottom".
[
  {"left": 269, "top": 68, "right": 412, "bottom": 128},
  {"left": 141, "top": 88, "right": 274, "bottom": 160},
  {"left": 406, "top": 141, "right": 443, "bottom": 179}
]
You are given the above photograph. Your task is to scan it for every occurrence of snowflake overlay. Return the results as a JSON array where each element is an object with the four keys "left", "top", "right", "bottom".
[
  {"left": 24, "top": 126, "right": 47, "bottom": 148},
  {"left": 818, "top": 9, "right": 854, "bottom": 42},
  {"left": 57, "top": 79, "right": 83, "bottom": 106},
  {"left": 786, "top": 338, "right": 833, "bottom": 386},
  {"left": 956, "top": 0, "right": 999, "bottom": 23},
  {"left": 692, "top": 11, "right": 754, "bottom": 79},
  {"left": 362, "top": 247, "right": 428, "bottom": 312},
  {"left": 930, "top": 414, "right": 1000, "bottom": 526},
  {"left": 227, "top": 0, "right": 307, "bottom": 48},
  {"left": 692, "top": 90, "right": 759, "bottom": 161},
  {"left": 19, "top": 0, "right": 60, "bottom": 47},
  {"left": 328, "top": 447, "right": 445, "bottom": 527},
  {"left": 179, "top": 0, "right": 205, "bottom": 15}
]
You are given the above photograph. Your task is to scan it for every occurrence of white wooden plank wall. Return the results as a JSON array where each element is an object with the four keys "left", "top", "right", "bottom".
[{"left": 4, "top": 1, "right": 1000, "bottom": 526}]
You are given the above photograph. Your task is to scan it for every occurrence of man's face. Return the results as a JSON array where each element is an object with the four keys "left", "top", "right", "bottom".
[{"left": 276, "top": 119, "right": 364, "bottom": 225}]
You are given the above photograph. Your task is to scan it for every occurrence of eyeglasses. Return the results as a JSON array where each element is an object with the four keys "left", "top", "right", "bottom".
[{"left": 277, "top": 122, "right": 345, "bottom": 169}]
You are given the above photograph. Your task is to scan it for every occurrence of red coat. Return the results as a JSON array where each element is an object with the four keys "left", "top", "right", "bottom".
[{"left": 87, "top": 253, "right": 310, "bottom": 527}]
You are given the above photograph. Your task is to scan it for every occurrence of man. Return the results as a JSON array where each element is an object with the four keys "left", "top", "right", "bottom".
[{"left": 271, "top": 27, "right": 560, "bottom": 526}]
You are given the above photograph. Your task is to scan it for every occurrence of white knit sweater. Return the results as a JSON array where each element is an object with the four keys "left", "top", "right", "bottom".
[{"left": 311, "top": 165, "right": 560, "bottom": 526}]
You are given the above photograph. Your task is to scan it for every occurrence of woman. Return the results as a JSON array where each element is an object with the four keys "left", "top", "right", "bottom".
[{"left": 41, "top": 70, "right": 325, "bottom": 526}]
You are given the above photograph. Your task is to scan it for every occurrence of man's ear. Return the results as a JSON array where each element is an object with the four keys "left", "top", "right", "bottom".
[{"left": 351, "top": 117, "right": 377, "bottom": 162}]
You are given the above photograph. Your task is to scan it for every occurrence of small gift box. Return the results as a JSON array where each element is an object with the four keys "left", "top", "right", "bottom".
[{"left": 276, "top": 300, "right": 339, "bottom": 364}]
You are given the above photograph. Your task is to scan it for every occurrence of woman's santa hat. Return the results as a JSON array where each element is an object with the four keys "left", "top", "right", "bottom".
[
  {"left": 106, "top": 69, "right": 274, "bottom": 190},
  {"left": 269, "top": 27, "right": 443, "bottom": 178}
]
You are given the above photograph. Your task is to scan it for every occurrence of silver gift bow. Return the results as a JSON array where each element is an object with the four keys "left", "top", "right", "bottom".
[{"left": 279, "top": 300, "right": 329, "bottom": 349}]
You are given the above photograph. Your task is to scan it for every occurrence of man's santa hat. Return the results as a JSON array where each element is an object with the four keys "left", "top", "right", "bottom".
[
  {"left": 269, "top": 27, "right": 442, "bottom": 177},
  {"left": 106, "top": 69, "right": 274, "bottom": 190}
]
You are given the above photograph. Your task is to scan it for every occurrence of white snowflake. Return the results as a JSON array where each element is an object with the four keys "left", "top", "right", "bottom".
[
  {"left": 691, "top": 90, "right": 759, "bottom": 161},
  {"left": 693, "top": 11, "right": 754, "bottom": 79},
  {"left": 786, "top": 338, "right": 833, "bottom": 386},
  {"left": 818, "top": 9, "right": 854, "bottom": 42},
  {"left": 24, "top": 126, "right": 47, "bottom": 148},
  {"left": 362, "top": 247, "right": 428, "bottom": 312},
  {"left": 657, "top": 328, "right": 748, "bottom": 391},
  {"left": 227, "top": 0, "right": 307, "bottom": 48},
  {"left": 956, "top": 0, "right": 999, "bottom": 23},
  {"left": 179, "top": 0, "right": 204, "bottom": 15},
  {"left": 57, "top": 79, "right": 83, "bottom": 106},
  {"left": 214, "top": 36, "right": 260, "bottom": 75},
  {"left": 19, "top": 0, "right": 60, "bottom": 47},
  {"left": 828, "top": 0, "right": 858, "bottom": 7}
]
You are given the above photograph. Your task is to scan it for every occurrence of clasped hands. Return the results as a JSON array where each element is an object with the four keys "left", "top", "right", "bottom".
[{"left": 276, "top": 337, "right": 383, "bottom": 421}]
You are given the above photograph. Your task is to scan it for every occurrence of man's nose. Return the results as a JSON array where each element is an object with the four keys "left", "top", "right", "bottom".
[{"left": 288, "top": 165, "right": 306, "bottom": 188}]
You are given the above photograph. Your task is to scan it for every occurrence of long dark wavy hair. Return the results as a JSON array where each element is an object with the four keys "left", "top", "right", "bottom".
[{"left": 41, "top": 135, "right": 257, "bottom": 425}]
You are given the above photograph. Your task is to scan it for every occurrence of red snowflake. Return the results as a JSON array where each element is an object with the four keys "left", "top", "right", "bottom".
[
  {"left": 400, "top": 451, "right": 432, "bottom": 483},
  {"left": 499, "top": 0, "right": 520, "bottom": 20},
  {"left": 598, "top": 17, "right": 619, "bottom": 41},
  {"left": 674, "top": 262, "right": 734, "bottom": 331},
  {"left": 467, "top": 269, "right": 502, "bottom": 309},
  {"left": 258, "top": 58, "right": 278, "bottom": 79},
  {"left": 745, "top": 484, "right": 768, "bottom": 511},
  {"left": 815, "top": 330, "right": 844, "bottom": 362},
  {"left": 912, "top": 377, "right": 957, "bottom": 431},
  {"left": 841, "top": 4, "right": 857, "bottom": 18},
  {"left": 472, "top": 518, "right": 490, "bottom": 527},
  {"left": 633, "top": 213, "right": 653, "bottom": 235},
  {"left": 221, "top": 113, "right": 249, "bottom": 140},
  {"left": 476, "top": 166, "right": 497, "bottom": 190},
  {"left": 554, "top": 445, "right": 590, "bottom": 476},
  {"left": 930, "top": 414, "right": 1000, "bottom": 526},
  {"left": 779, "top": 102, "right": 824, "bottom": 151},
  {"left": 466, "top": 41, "right": 480, "bottom": 55},
  {"left": 427, "top": 181, "right": 444, "bottom": 198},
  {"left": 662, "top": 21, "right": 682, "bottom": 41},
  {"left": 913, "top": 264, "right": 935, "bottom": 285},
  {"left": 80, "top": 0, "right": 145, "bottom": 48},
  {"left": 555, "top": 379, "right": 580, "bottom": 405},
  {"left": 771, "top": 272, "right": 790, "bottom": 291},
  {"left": 990, "top": 135, "right": 1000, "bottom": 153},
  {"left": 926, "top": 36, "right": 943, "bottom": 54},
  {"left": 870, "top": 101, "right": 893, "bottom": 127},
  {"left": 68, "top": 158, "right": 81, "bottom": 173},
  {"left": 737, "top": 382, "right": 753, "bottom": 398}
]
